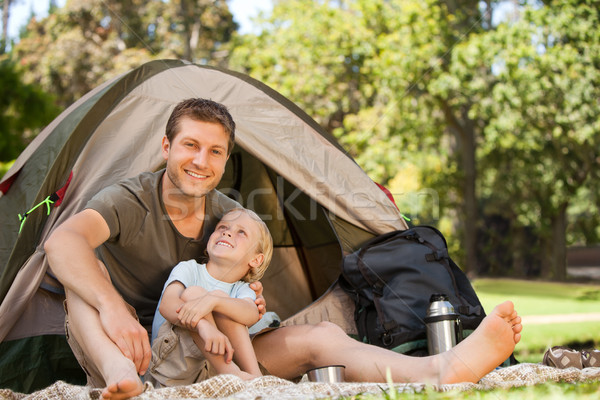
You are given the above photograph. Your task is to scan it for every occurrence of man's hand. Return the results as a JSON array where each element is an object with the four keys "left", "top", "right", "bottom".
[
  {"left": 196, "top": 320, "right": 234, "bottom": 363},
  {"left": 99, "top": 305, "right": 151, "bottom": 375},
  {"left": 249, "top": 281, "right": 266, "bottom": 318}
]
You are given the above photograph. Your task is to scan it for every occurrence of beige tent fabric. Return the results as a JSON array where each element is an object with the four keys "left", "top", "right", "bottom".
[
  {"left": 2, "top": 364, "right": 599, "bottom": 400},
  {"left": 0, "top": 251, "right": 47, "bottom": 340},
  {"left": 280, "top": 282, "right": 357, "bottom": 335}
]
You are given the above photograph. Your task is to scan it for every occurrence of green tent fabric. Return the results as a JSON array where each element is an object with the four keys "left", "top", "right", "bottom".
[
  {"left": 0, "top": 60, "right": 407, "bottom": 392},
  {"left": 0, "top": 336, "right": 85, "bottom": 393}
]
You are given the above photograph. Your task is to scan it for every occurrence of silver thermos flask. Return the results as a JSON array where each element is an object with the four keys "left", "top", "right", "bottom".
[{"left": 424, "top": 294, "right": 462, "bottom": 355}]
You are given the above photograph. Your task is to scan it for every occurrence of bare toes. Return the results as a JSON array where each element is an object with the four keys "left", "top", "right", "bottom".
[{"left": 514, "top": 333, "right": 521, "bottom": 343}]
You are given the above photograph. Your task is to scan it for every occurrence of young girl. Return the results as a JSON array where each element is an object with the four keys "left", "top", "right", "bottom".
[{"left": 149, "top": 208, "right": 273, "bottom": 386}]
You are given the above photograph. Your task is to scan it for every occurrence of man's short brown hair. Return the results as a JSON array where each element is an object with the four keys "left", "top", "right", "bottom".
[{"left": 165, "top": 98, "right": 236, "bottom": 155}]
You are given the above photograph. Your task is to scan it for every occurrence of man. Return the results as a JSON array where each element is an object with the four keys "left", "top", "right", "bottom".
[{"left": 45, "top": 98, "right": 522, "bottom": 400}]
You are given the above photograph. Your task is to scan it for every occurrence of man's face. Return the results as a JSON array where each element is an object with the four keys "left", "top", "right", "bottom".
[{"left": 161, "top": 117, "right": 229, "bottom": 201}]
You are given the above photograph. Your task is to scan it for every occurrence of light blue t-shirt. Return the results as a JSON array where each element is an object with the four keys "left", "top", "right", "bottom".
[{"left": 151, "top": 259, "right": 256, "bottom": 343}]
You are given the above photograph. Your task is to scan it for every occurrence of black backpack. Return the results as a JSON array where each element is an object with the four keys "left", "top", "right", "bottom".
[{"left": 339, "top": 225, "right": 485, "bottom": 356}]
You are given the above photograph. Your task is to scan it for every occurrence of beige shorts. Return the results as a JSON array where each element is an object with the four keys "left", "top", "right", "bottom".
[
  {"left": 64, "top": 300, "right": 139, "bottom": 388},
  {"left": 149, "top": 322, "right": 218, "bottom": 387},
  {"left": 149, "top": 322, "right": 276, "bottom": 387}
]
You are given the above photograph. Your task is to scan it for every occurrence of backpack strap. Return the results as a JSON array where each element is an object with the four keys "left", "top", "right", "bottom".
[{"left": 356, "top": 245, "right": 398, "bottom": 345}]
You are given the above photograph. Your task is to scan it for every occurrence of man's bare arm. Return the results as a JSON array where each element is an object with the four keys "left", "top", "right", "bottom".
[
  {"left": 44, "top": 209, "right": 151, "bottom": 374},
  {"left": 45, "top": 209, "right": 115, "bottom": 308}
]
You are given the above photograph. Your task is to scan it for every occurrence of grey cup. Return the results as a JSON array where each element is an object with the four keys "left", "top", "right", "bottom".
[{"left": 306, "top": 365, "right": 346, "bottom": 383}]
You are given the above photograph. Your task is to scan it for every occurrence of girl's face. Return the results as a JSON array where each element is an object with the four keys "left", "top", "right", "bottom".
[{"left": 207, "top": 210, "right": 264, "bottom": 278}]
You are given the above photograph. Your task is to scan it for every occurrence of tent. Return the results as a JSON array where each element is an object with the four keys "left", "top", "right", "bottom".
[{"left": 0, "top": 59, "right": 407, "bottom": 393}]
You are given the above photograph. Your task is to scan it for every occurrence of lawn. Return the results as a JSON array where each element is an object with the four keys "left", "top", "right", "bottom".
[
  {"left": 472, "top": 278, "right": 600, "bottom": 363},
  {"left": 351, "top": 381, "right": 600, "bottom": 399}
]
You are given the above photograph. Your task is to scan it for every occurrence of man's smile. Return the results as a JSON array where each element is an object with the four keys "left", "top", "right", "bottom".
[{"left": 186, "top": 170, "right": 208, "bottom": 179}]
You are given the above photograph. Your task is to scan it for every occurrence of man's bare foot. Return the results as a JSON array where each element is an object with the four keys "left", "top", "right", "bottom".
[
  {"left": 101, "top": 369, "right": 144, "bottom": 400},
  {"left": 437, "top": 301, "right": 522, "bottom": 384}
]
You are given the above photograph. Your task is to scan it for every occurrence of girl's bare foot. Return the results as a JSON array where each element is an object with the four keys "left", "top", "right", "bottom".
[
  {"left": 437, "top": 301, "right": 522, "bottom": 384},
  {"left": 237, "top": 371, "right": 261, "bottom": 381}
]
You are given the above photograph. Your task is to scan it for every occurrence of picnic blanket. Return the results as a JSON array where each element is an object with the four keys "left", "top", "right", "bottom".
[{"left": 1, "top": 363, "right": 600, "bottom": 400}]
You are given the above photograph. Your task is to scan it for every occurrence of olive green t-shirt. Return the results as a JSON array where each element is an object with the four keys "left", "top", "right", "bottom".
[{"left": 85, "top": 169, "right": 240, "bottom": 330}]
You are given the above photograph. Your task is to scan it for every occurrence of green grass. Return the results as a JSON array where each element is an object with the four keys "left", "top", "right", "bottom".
[
  {"left": 472, "top": 278, "right": 600, "bottom": 315},
  {"left": 345, "top": 381, "right": 600, "bottom": 399},
  {"left": 473, "top": 278, "right": 600, "bottom": 363},
  {"left": 516, "top": 322, "right": 600, "bottom": 363}
]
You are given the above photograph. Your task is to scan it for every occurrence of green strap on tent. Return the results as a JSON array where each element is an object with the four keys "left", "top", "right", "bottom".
[
  {"left": 16, "top": 171, "right": 73, "bottom": 234},
  {"left": 18, "top": 196, "right": 55, "bottom": 234}
]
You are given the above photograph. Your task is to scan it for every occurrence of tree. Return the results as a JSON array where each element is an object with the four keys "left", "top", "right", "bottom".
[
  {"left": 172, "top": 0, "right": 237, "bottom": 64},
  {"left": 446, "top": 1, "right": 600, "bottom": 279},
  {"left": 0, "top": 58, "right": 60, "bottom": 161},
  {"left": 11, "top": 0, "right": 237, "bottom": 108},
  {"left": 228, "top": 0, "right": 497, "bottom": 273},
  {"left": 228, "top": 0, "right": 600, "bottom": 279}
]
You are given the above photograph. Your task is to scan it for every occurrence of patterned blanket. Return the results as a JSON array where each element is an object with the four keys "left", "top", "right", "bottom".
[{"left": 2, "top": 364, "right": 599, "bottom": 400}]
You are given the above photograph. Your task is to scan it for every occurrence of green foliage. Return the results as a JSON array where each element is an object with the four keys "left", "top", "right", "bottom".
[
  {"left": 229, "top": 0, "right": 479, "bottom": 184},
  {"left": 0, "top": 57, "right": 59, "bottom": 161},
  {"left": 0, "top": 159, "right": 14, "bottom": 179},
  {"left": 10, "top": 0, "right": 237, "bottom": 108},
  {"left": 446, "top": 1, "right": 600, "bottom": 276},
  {"left": 230, "top": 0, "right": 378, "bottom": 142},
  {"left": 228, "top": 0, "right": 496, "bottom": 272}
]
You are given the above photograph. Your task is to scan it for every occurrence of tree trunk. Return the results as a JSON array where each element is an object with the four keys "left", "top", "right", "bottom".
[
  {"left": 462, "top": 125, "right": 479, "bottom": 276},
  {"left": 178, "top": 0, "right": 193, "bottom": 62},
  {"left": 439, "top": 100, "right": 479, "bottom": 275},
  {"left": 539, "top": 236, "right": 552, "bottom": 279},
  {"left": 1, "top": 0, "right": 11, "bottom": 54},
  {"left": 551, "top": 202, "right": 569, "bottom": 280}
]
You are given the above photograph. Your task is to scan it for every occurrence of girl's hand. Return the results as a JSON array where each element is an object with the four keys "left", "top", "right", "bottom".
[{"left": 196, "top": 320, "right": 234, "bottom": 363}]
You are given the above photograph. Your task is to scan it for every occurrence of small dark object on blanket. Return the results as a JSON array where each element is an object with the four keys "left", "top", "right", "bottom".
[{"left": 543, "top": 346, "right": 600, "bottom": 369}]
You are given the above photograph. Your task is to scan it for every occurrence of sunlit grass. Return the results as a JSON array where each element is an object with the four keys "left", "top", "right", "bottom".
[
  {"left": 473, "top": 278, "right": 600, "bottom": 315},
  {"left": 341, "top": 381, "right": 600, "bottom": 399}
]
